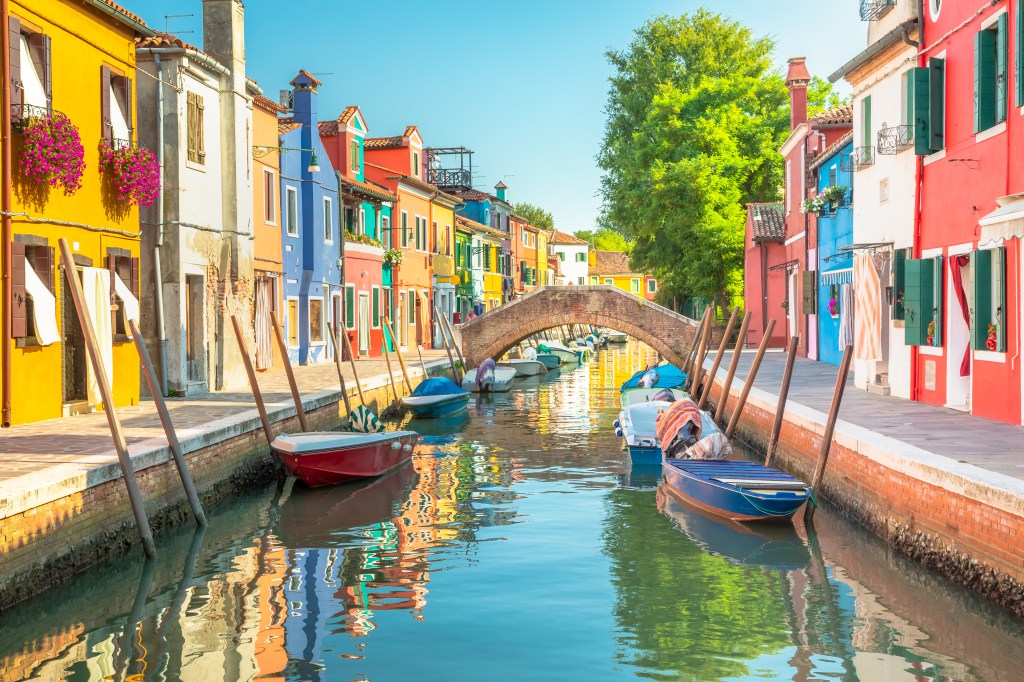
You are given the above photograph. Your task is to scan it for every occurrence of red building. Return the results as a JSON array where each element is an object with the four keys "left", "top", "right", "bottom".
[
  {"left": 744, "top": 203, "right": 788, "bottom": 348},
  {"left": 912, "top": 0, "right": 1022, "bottom": 424}
]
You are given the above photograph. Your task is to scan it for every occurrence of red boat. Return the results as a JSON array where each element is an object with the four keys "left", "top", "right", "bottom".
[{"left": 272, "top": 430, "right": 420, "bottom": 487}]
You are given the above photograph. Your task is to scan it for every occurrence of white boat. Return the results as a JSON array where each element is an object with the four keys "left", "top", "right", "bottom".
[
  {"left": 620, "top": 387, "right": 689, "bottom": 408},
  {"left": 498, "top": 359, "right": 548, "bottom": 376},
  {"left": 462, "top": 366, "right": 518, "bottom": 392},
  {"left": 541, "top": 341, "right": 581, "bottom": 366},
  {"left": 606, "top": 331, "right": 629, "bottom": 344},
  {"left": 615, "top": 403, "right": 719, "bottom": 465}
]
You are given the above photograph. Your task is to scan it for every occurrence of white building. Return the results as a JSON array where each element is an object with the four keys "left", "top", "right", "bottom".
[
  {"left": 136, "top": 0, "right": 254, "bottom": 395},
  {"left": 549, "top": 231, "right": 589, "bottom": 285},
  {"left": 830, "top": 2, "right": 920, "bottom": 398}
]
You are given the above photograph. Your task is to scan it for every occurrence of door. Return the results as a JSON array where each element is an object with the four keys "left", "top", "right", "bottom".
[
  {"left": 61, "top": 273, "right": 87, "bottom": 403},
  {"left": 946, "top": 256, "right": 971, "bottom": 410},
  {"left": 788, "top": 271, "right": 798, "bottom": 343},
  {"left": 415, "top": 293, "right": 423, "bottom": 346},
  {"left": 185, "top": 274, "right": 206, "bottom": 383},
  {"left": 358, "top": 293, "right": 370, "bottom": 353},
  {"left": 331, "top": 293, "right": 342, "bottom": 359}
]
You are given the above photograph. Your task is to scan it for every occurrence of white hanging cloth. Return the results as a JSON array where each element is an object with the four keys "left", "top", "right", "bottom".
[
  {"left": 82, "top": 267, "right": 114, "bottom": 408},
  {"left": 24, "top": 260, "right": 60, "bottom": 345},
  {"left": 854, "top": 253, "right": 881, "bottom": 361},
  {"left": 113, "top": 273, "right": 139, "bottom": 338},
  {"left": 838, "top": 283, "right": 855, "bottom": 351}
]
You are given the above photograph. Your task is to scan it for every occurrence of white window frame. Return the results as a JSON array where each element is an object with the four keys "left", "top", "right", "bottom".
[
  {"left": 408, "top": 288, "right": 417, "bottom": 326},
  {"left": 382, "top": 215, "right": 391, "bottom": 249},
  {"left": 401, "top": 211, "right": 410, "bottom": 248},
  {"left": 263, "top": 169, "right": 276, "bottom": 224},
  {"left": 308, "top": 297, "right": 325, "bottom": 346},
  {"left": 285, "top": 186, "right": 299, "bottom": 237},
  {"left": 630, "top": 278, "right": 641, "bottom": 293},
  {"left": 323, "top": 197, "right": 334, "bottom": 244},
  {"left": 359, "top": 207, "right": 366, "bottom": 236}
]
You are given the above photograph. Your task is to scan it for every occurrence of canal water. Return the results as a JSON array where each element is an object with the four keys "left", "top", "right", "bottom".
[{"left": 2, "top": 346, "right": 1024, "bottom": 681}]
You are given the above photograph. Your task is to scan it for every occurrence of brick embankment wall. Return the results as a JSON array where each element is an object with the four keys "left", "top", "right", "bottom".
[
  {"left": 705, "top": 381, "right": 1024, "bottom": 616},
  {"left": 0, "top": 373, "right": 431, "bottom": 612}
]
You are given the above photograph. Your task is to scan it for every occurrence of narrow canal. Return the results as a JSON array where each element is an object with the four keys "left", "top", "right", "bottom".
[{"left": 2, "top": 346, "right": 1023, "bottom": 681}]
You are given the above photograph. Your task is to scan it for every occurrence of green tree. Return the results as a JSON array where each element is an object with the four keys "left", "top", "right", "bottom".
[
  {"left": 512, "top": 202, "right": 554, "bottom": 233},
  {"left": 598, "top": 9, "right": 834, "bottom": 311},
  {"left": 575, "top": 227, "right": 631, "bottom": 252}
]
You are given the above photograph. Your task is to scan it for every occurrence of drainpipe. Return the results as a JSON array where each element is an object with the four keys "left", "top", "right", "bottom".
[
  {"left": 153, "top": 54, "right": 168, "bottom": 396},
  {"left": 2, "top": 0, "right": 12, "bottom": 426}
]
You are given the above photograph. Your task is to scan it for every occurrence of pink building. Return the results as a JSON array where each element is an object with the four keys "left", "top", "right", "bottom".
[{"left": 744, "top": 203, "right": 788, "bottom": 348}]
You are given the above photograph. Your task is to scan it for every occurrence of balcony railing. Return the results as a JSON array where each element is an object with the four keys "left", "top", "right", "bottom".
[
  {"left": 860, "top": 0, "right": 896, "bottom": 21},
  {"left": 876, "top": 124, "right": 914, "bottom": 155},
  {"left": 11, "top": 103, "right": 53, "bottom": 130},
  {"left": 840, "top": 147, "right": 875, "bottom": 172}
]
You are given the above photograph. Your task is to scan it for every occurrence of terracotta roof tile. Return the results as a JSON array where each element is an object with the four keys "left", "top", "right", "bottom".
[
  {"left": 318, "top": 106, "right": 361, "bottom": 137},
  {"left": 338, "top": 106, "right": 359, "bottom": 124},
  {"left": 550, "top": 230, "right": 589, "bottom": 246},
  {"left": 278, "top": 118, "right": 301, "bottom": 135},
  {"left": 404, "top": 125, "right": 419, "bottom": 138},
  {"left": 810, "top": 103, "right": 853, "bottom": 127},
  {"left": 136, "top": 31, "right": 205, "bottom": 55},
  {"left": 318, "top": 120, "right": 339, "bottom": 136},
  {"left": 340, "top": 176, "right": 397, "bottom": 203},
  {"left": 290, "top": 69, "right": 322, "bottom": 88},
  {"left": 456, "top": 216, "right": 505, "bottom": 239},
  {"left": 254, "top": 93, "right": 287, "bottom": 114},
  {"left": 748, "top": 203, "right": 785, "bottom": 242},
  {"left": 96, "top": 0, "right": 148, "bottom": 28},
  {"left": 809, "top": 131, "right": 854, "bottom": 170},
  {"left": 454, "top": 189, "right": 493, "bottom": 202},
  {"left": 589, "top": 251, "right": 635, "bottom": 276},
  {"left": 365, "top": 135, "right": 403, "bottom": 150}
]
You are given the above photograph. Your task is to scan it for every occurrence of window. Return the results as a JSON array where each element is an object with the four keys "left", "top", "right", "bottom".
[
  {"left": 647, "top": 279, "right": 657, "bottom": 293},
  {"left": 382, "top": 215, "right": 391, "bottom": 249},
  {"left": 590, "top": 276, "right": 598, "bottom": 284},
  {"left": 359, "top": 208, "right": 365, "bottom": 236},
  {"left": 974, "top": 15, "right": 1008, "bottom": 133},
  {"left": 350, "top": 139, "right": 359, "bottom": 172},
  {"left": 971, "top": 247, "right": 1006, "bottom": 351},
  {"left": 287, "top": 298, "right": 299, "bottom": 346},
  {"left": 903, "top": 256, "right": 943, "bottom": 347},
  {"left": 483, "top": 246, "right": 492, "bottom": 271},
  {"left": 309, "top": 299, "right": 324, "bottom": 344},
  {"left": 285, "top": 186, "right": 299, "bottom": 236},
  {"left": 187, "top": 91, "right": 205, "bottom": 164},
  {"left": 445, "top": 225, "right": 452, "bottom": 255},
  {"left": 828, "top": 165, "right": 837, "bottom": 187},
  {"left": 323, "top": 198, "right": 334, "bottom": 243},
  {"left": 11, "top": 21, "right": 50, "bottom": 114},
  {"left": 913, "top": 58, "right": 945, "bottom": 154},
  {"left": 412, "top": 151, "right": 419, "bottom": 177},
  {"left": 372, "top": 286, "right": 381, "bottom": 329},
  {"left": 630, "top": 278, "right": 641, "bottom": 293},
  {"left": 432, "top": 221, "right": 439, "bottom": 253},
  {"left": 456, "top": 241, "right": 462, "bottom": 265},
  {"left": 401, "top": 212, "right": 409, "bottom": 248},
  {"left": 577, "top": 277, "right": 585, "bottom": 285},
  {"left": 345, "top": 285, "right": 355, "bottom": 330},
  {"left": 604, "top": 278, "right": 614, "bottom": 285},
  {"left": 414, "top": 217, "right": 422, "bottom": 251},
  {"left": 575, "top": 252, "right": 586, "bottom": 262},
  {"left": 929, "top": 0, "right": 941, "bottom": 21},
  {"left": 861, "top": 95, "right": 872, "bottom": 159},
  {"left": 557, "top": 252, "right": 565, "bottom": 262},
  {"left": 11, "top": 237, "right": 55, "bottom": 343},
  {"left": 408, "top": 288, "right": 416, "bottom": 325},
  {"left": 263, "top": 169, "right": 276, "bottom": 223}
]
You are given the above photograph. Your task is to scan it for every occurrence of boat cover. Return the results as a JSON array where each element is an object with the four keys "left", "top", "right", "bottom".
[
  {"left": 638, "top": 367, "right": 660, "bottom": 388},
  {"left": 621, "top": 364, "right": 686, "bottom": 390},
  {"left": 412, "top": 377, "right": 468, "bottom": 397},
  {"left": 656, "top": 399, "right": 703, "bottom": 458},
  {"left": 350, "top": 405, "right": 384, "bottom": 433},
  {"left": 685, "top": 432, "right": 732, "bottom": 460},
  {"left": 523, "top": 346, "right": 538, "bottom": 360}
]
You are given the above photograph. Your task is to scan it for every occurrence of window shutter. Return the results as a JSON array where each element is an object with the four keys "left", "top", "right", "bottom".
[
  {"left": 408, "top": 289, "right": 416, "bottom": 325},
  {"left": 9, "top": 18, "right": 21, "bottom": 111},
  {"left": 904, "top": 258, "right": 935, "bottom": 346},
  {"left": 122, "top": 75, "right": 133, "bottom": 137},
  {"left": 928, "top": 58, "right": 945, "bottom": 151},
  {"left": 108, "top": 253, "right": 118, "bottom": 331},
  {"left": 196, "top": 94, "right": 205, "bottom": 161},
  {"left": 994, "top": 246, "right": 1006, "bottom": 351},
  {"left": 862, "top": 95, "right": 872, "bottom": 149},
  {"left": 970, "top": 250, "right": 988, "bottom": 350},
  {"left": 931, "top": 256, "right": 943, "bottom": 346},
  {"left": 975, "top": 31, "right": 996, "bottom": 132},
  {"left": 801, "top": 270, "right": 816, "bottom": 316},
  {"left": 30, "top": 244, "right": 50, "bottom": 295},
  {"left": 1018, "top": 1, "right": 1024, "bottom": 107},
  {"left": 27, "top": 33, "right": 50, "bottom": 112},
  {"left": 345, "top": 287, "right": 355, "bottom": 329},
  {"left": 997, "top": 14, "right": 1009, "bottom": 122},
  {"left": 893, "top": 248, "right": 906, "bottom": 320},
  {"left": 101, "top": 65, "right": 112, "bottom": 143},
  {"left": 372, "top": 287, "right": 380, "bottom": 327},
  {"left": 130, "top": 256, "right": 139, "bottom": 299},
  {"left": 913, "top": 67, "right": 931, "bottom": 154},
  {"left": 11, "top": 242, "right": 26, "bottom": 338}
]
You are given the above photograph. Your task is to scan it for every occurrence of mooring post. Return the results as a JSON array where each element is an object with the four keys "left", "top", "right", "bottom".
[
  {"left": 697, "top": 306, "right": 739, "bottom": 410},
  {"left": 57, "top": 238, "right": 156, "bottom": 559},
  {"left": 129, "top": 319, "right": 206, "bottom": 526},
  {"left": 231, "top": 315, "right": 276, "bottom": 446},
  {"left": 435, "top": 306, "right": 462, "bottom": 382},
  {"left": 381, "top": 325, "right": 401, "bottom": 406},
  {"left": 270, "top": 310, "right": 309, "bottom": 432},
  {"left": 687, "top": 308, "right": 713, "bottom": 394},
  {"left": 383, "top": 317, "right": 413, "bottom": 393},
  {"left": 805, "top": 344, "right": 853, "bottom": 521},
  {"left": 330, "top": 323, "right": 353, "bottom": 416},
  {"left": 724, "top": 318, "right": 775, "bottom": 440},
  {"left": 714, "top": 311, "right": 752, "bottom": 423},
  {"left": 765, "top": 335, "right": 800, "bottom": 468},
  {"left": 339, "top": 325, "right": 367, "bottom": 405},
  {"left": 441, "top": 313, "right": 466, "bottom": 371},
  {"left": 683, "top": 307, "right": 710, "bottom": 383}
]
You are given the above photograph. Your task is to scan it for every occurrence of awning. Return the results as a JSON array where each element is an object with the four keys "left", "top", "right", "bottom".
[
  {"left": 820, "top": 264, "right": 853, "bottom": 286},
  {"left": 979, "top": 193, "right": 1024, "bottom": 244}
]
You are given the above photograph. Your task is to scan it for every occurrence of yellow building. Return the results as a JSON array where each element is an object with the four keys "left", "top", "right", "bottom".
[
  {"left": 588, "top": 251, "right": 658, "bottom": 301},
  {"left": 480, "top": 234, "right": 504, "bottom": 311},
  {"left": 4, "top": 1, "right": 152, "bottom": 425},
  {"left": 536, "top": 231, "right": 548, "bottom": 287}
]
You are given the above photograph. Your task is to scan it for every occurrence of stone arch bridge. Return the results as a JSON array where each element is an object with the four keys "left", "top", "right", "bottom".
[{"left": 459, "top": 286, "right": 701, "bottom": 366}]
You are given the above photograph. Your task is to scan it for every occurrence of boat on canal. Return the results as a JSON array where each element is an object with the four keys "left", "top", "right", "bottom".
[
  {"left": 536, "top": 352, "right": 563, "bottom": 369},
  {"left": 606, "top": 331, "right": 629, "bottom": 344},
  {"left": 616, "top": 394, "right": 717, "bottom": 464},
  {"left": 661, "top": 459, "right": 811, "bottom": 522},
  {"left": 541, "top": 341, "right": 582, "bottom": 366},
  {"left": 462, "top": 359, "right": 518, "bottom": 393},
  {"left": 400, "top": 377, "right": 470, "bottom": 417},
  {"left": 272, "top": 430, "right": 420, "bottom": 487},
  {"left": 620, "top": 364, "right": 687, "bottom": 391},
  {"left": 498, "top": 358, "right": 548, "bottom": 376}
]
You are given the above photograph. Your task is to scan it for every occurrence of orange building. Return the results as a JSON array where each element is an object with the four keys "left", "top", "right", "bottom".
[{"left": 252, "top": 92, "right": 285, "bottom": 371}]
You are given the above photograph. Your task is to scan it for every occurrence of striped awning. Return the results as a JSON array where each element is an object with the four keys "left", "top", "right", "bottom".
[
  {"left": 820, "top": 265, "right": 853, "bottom": 286},
  {"left": 979, "top": 193, "right": 1024, "bottom": 244}
]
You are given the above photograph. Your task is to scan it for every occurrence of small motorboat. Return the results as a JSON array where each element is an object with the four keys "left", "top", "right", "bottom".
[
  {"left": 273, "top": 430, "right": 420, "bottom": 488},
  {"left": 620, "top": 364, "right": 687, "bottom": 391},
  {"left": 661, "top": 459, "right": 811, "bottom": 522},
  {"left": 606, "top": 331, "right": 629, "bottom": 344},
  {"left": 401, "top": 377, "right": 470, "bottom": 417},
  {"left": 498, "top": 358, "right": 548, "bottom": 376},
  {"left": 536, "top": 353, "right": 562, "bottom": 369},
  {"left": 620, "top": 387, "right": 688, "bottom": 409},
  {"left": 462, "top": 358, "right": 518, "bottom": 393},
  {"left": 540, "top": 342, "right": 581, "bottom": 366},
  {"left": 615, "top": 393, "right": 714, "bottom": 464}
]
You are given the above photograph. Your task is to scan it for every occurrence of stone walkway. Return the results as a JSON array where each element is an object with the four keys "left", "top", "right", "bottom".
[{"left": 709, "top": 350, "right": 1024, "bottom": 482}]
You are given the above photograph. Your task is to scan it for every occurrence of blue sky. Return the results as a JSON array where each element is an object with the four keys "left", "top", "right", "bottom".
[{"left": 134, "top": 1, "right": 863, "bottom": 233}]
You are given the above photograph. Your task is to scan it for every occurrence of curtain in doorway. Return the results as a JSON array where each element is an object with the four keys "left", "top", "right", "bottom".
[
  {"left": 254, "top": 277, "right": 273, "bottom": 370},
  {"left": 854, "top": 253, "right": 881, "bottom": 361},
  {"left": 82, "top": 267, "right": 113, "bottom": 408},
  {"left": 838, "top": 283, "right": 855, "bottom": 351},
  {"left": 950, "top": 255, "right": 971, "bottom": 377}
]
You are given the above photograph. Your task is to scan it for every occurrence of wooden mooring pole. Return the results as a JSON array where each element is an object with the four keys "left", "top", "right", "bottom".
[
  {"left": 435, "top": 306, "right": 461, "bottom": 382},
  {"left": 340, "top": 325, "right": 367, "bottom": 406},
  {"left": 687, "top": 308, "right": 713, "bottom": 394},
  {"left": 330, "top": 323, "right": 353, "bottom": 416},
  {"left": 441, "top": 313, "right": 467, "bottom": 372},
  {"left": 697, "top": 306, "right": 739, "bottom": 410},
  {"left": 381, "top": 325, "right": 401, "bottom": 406},
  {"left": 714, "top": 311, "right": 752, "bottom": 423},
  {"left": 805, "top": 344, "right": 853, "bottom": 521},
  {"left": 384, "top": 317, "right": 413, "bottom": 393},
  {"left": 764, "top": 335, "right": 799, "bottom": 468},
  {"left": 129, "top": 319, "right": 206, "bottom": 526},
  {"left": 683, "top": 307, "right": 711, "bottom": 383},
  {"left": 231, "top": 315, "right": 275, "bottom": 446},
  {"left": 271, "top": 310, "right": 309, "bottom": 432},
  {"left": 724, "top": 318, "right": 775, "bottom": 440},
  {"left": 58, "top": 238, "right": 155, "bottom": 558}
]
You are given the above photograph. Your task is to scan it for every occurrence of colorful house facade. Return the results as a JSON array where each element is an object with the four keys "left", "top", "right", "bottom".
[
  {"left": 252, "top": 92, "right": 285, "bottom": 372},
  {"left": 454, "top": 220, "right": 478, "bottom": 320},
  {"left": 5, "top": 0, "right": 151, "bottom": 424},
  {"left": 743, "top": 203, "right": 788, "bottom": 349},
  {"left": 588, "top": 251, "right": 658, "bottom": 300},
  {"left": 549, "top": 230, "right": 589, "bottom": 285}
]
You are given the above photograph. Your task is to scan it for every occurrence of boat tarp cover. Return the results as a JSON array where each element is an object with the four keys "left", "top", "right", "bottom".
[
  {"left": 412, "top": 377, "right": 468, "bottom": 397},
  {"left": 621, "top": 364, "right": 687, "bottom": 390}
]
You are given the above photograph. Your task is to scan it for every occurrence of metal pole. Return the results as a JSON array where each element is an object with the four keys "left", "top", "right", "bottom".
[
  {"left": 271, "top": 311, "right": 309, "bottom": 432},
  {"left": 765, "top": 335, "right": 800, "bottom": 468},
  {"left": 384, "top": 316, "right": 413, "bottom": 393},
  {"left": 440, "top": 312, "right": 466, "bottom": 372},
  {"left": 230, "top": 314, "right": 275, "bottom": 446},
  {"left": 714, "top": 311, "right": 752, "bottom": 423},
  {"left": 697, "top": 306, "right": 739, "bottom": 410},
  {"left": 58, "top": 239, "right": 155, "bottom": 558},
  {"left": 129, "top": 319, "right": 206, "bottom": 526},
  {"left": 805, "top": 344, "right": 853, "bottom": 521},
  {"left": 381, "top": 325, "right": 400, "bottom": 405},
  {"left": 330, "top": 322, "right": 352, "bottom": 416},
  {"left": 724, "top": 318, "right": 775, "bottom": 440},
  {"left": 435, "top": 305, "right": 461, "bottom": 382}
]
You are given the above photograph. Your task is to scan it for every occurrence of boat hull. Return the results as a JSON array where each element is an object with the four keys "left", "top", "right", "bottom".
[
  {"left": 499, "top": 359, "right": 547, "bottom": 376},
  {"left": 549, "top": 349, "right": 580, "bottom": 365},
  {"left": 402, "top": 393, "right": 470, "bottom": 417},
  {"left": 536, "top": 353, "right": 562, "bottom": 369},
  {"left": 462, "top": 367, "right": 518, "bottom": 392},
  {"left": 661, "top": 460, "right": 809, "bottom": 522},
  {"left": 276, "top": 433, "right": 418, "bottom": 487},
  {"left": 627, "top": 445, "right": 662, "bottom": 464}
]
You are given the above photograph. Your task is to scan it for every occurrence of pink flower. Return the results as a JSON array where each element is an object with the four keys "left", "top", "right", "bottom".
[
  {"left": 21, "top": 112, "right": 85, "bottom": 194},
  {"left": 99, "top": 140, "right": 160, "bottom": 207}
]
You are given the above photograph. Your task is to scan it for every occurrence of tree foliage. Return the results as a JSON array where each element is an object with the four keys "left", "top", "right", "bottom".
[
  {"left": 598, "top": 10, "right": 834, "bottom": 310},
  {"left": 575, "top": 227, "right": 631, "bottom": 252},
  {"left": 512, "top": 202, "right": 554, "bottom": 233}
]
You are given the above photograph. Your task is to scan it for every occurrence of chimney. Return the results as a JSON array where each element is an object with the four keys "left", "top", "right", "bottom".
[
  {"left": 202, "top": 0, "right": 245, "bottom": 91},
  {"left": 495, "top": 180, "right": 508, "bottom": 202},
  {"left": 785, "top": 57, "right": 811, "bottom": 130}
]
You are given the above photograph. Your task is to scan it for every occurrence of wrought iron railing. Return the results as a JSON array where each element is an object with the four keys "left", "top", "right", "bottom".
[
  {"left": 111, "top": 138, "right": 131, "bottom": 151},
  {"left": 876, "top": 124, "right": 914, "bottom": 155},
  {"left": 11, "top": 103, "right": 53, "bottom": 129},
  {"left": 428, "top": 167, "right": 472, "bottom": 191},
  {"left": 860, "top": 0, "right": 896, "bottom": 21},
  {"left": 840, "top": 147, "right": 875, "bottom": 172}
]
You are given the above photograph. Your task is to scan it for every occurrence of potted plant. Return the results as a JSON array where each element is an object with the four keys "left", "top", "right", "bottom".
[
  {"left": 98, "top": 140, "right": 160, "bottom": 207},
  {"left": 828, "top": 295, "right": 839, "bottom": 318},
  {"left": 800, "top": 194, "right": 828, "bottom": 215},
  {"left": 20, "top": 111, "right": 85, "bottom": 196},
  {"left": 986, "top": 323, "right": 998, "bottom": 351},
  {"left": 383, "top": 248, "right": 404, "bottom": 265},
  {"left": 821, "top": 184, "right": 848, "bottom": 210},
  {"left": 926, "top": 319, "right": 935, "bottom": 346}
]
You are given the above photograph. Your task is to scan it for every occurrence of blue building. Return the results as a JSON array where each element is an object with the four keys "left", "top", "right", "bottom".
[
  {"left": 281, "top": 70, "right": 342, "bottom": 366},
  {"left": 812, "top": 133, "right": 855, "bottom": 366}
]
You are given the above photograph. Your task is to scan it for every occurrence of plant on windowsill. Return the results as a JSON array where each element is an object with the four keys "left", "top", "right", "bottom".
[
  {"left": 20, "top": 111, "right": 85, "bottom": 196},
  {"left": 383, "top": 248, "right": 404, "bottom": 265},
  {"left": 800, "top": 194, "right": 828, "bottom": 215},
  {"left": 821, "top": 184, "right": 848, "bottom": 209},
  {"left": 986, "top": 323, "right": 998, "bottom": 351},
  {"left": 828, "top": 296, "right": 839, "bottom": 318},
  {"left": 925, "top": 319, "right": 935, "bottom": 346},
  {"left": 98, "top": 140, "right": 160, "bottom": 207}
]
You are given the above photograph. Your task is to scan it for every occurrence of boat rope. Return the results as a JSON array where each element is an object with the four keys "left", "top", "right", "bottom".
[{"left": 734, "top": 486, "right": 811, "bottom": 517}]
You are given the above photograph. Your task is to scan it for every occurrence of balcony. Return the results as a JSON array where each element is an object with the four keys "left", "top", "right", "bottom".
[
  {"left": 860, "top": 0, "right": 896, "bottom": 21},
  {"left": 840, "top": 147, "right": 875, "bottom": 172},
  {"left": 11, "top": 103, "right": 53, "bottom": 130},
  {"left": 876, "top": 124, "right": 914, "bottom": 155}
]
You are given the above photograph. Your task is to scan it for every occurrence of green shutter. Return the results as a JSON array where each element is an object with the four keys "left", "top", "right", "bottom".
[
  {"left": 976, "top": 30, "right": 997, "bottom": 132},
  {"left": 1018, "top": 1, "right": 1024, "bottom": 107},
  {"left": 345, "top": 287, "right": 355, "bottom": 330},
  {"left": 914, "top": 67, "right": 932, "bottom": 154},
  {"left": 973, "top": 247, "right": 1007, "bottom": 351},
  {"left": 372, "top": 287, "right": 380, "bottom": 327},
  {"left": 931, "top": 256, "right": 943, "bottom": 347},
  {"left": 801, "top": 270, "right": 816, "bottom": 316},
  {"left": 893, "top": 248, "right": 907, "bottom": 320},
  {"left": 904, "top": 70, "right": 915, "bottom": 129},
  {"left": 929, "top": 58, "right": 945, "bottom": 151},
  {"left": 862, "top": 95, "right": 872, "bottom": 149},
  {"left": 401, "top": 213, "right": 408, "bottom": 247},
  {"left": 408, "top": 289, "right": 416, "bottom": 324},
  {"left": 904, "top": 258, "right": 935, "bottom": 346},
  {"left": 994, "top": 246, "right": 1006, "bottom": 351},
  {"left": 998, "top": 13, "right": 1009, "bottom": 122}
]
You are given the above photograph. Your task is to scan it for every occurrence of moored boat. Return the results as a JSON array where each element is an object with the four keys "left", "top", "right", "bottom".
[
  {"left": 273, "top": 430, "right": 420, "bottom": 488},
  {"left": 619, "top": 387, "right": 688, "bottom": 408},
  {"left": 540, "top": 342, "right": 581, "bottom": 366},
  {"left": 606, "top": 331, "right": 629, "bottom": 344},
  {"left": 661, "top": 459, "right": 810, "bottom": 522},
  {"left": 498, "top": 358, "right": 548, "bottom": 376},
  {"left": 400, "top": 377, "right": 470, "bottom": 417},
  {"left": 620, "top": 364, "right": 687, "bottom": 391},
  {"left": 462, "top": 365, "right": 518, "bottom": 392},
  {"left": 536, "top": 353, "right": 562, "bottom": 369}
]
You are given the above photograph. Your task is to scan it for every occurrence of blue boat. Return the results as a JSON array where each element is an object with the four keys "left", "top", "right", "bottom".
[
  {"left": 400, "top": 377, "right": 470, "bottom": 417},
  {"left": 661, "top": 459, "right": 810, "bottom": 522},
  {"left": 620, "top": 364, "right": 687, "bottom": 391},
  {"left": 536, "top": 353, "right": 562, "bottom": 369}
]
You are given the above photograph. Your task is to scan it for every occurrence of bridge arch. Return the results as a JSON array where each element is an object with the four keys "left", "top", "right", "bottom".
[{"left": 459, "top": 286, "right": 700, "bottom": 367}]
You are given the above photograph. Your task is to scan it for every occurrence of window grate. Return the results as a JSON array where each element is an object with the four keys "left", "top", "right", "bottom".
[
  {"left": 860, "top": 0, "right": 896, "bottom": 21},
  {"left": 876, "top": 124, "right": 914, "bottom": 155}
]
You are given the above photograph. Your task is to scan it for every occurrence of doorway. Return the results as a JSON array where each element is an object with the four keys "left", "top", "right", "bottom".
[
  {"left": 398, "top": 291, "right": 406, "bottom": 348},
  {"left": 61, "top": 272, "right": 87, "bottom": 404},
  {"left": 946, "top": 254, "right": 971, "bottom": 410},
  {"left": 358, "top": 293, "right": 370, "bottom": 354},
  {"left": 185, "top": 274, "right": 206, "bottom": 384},
  {"left": 415, "top": 292, "right": 423, "bottom": 347},
  {"left": 788, "top": 271, "right": 798, "bottom": 343}
]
